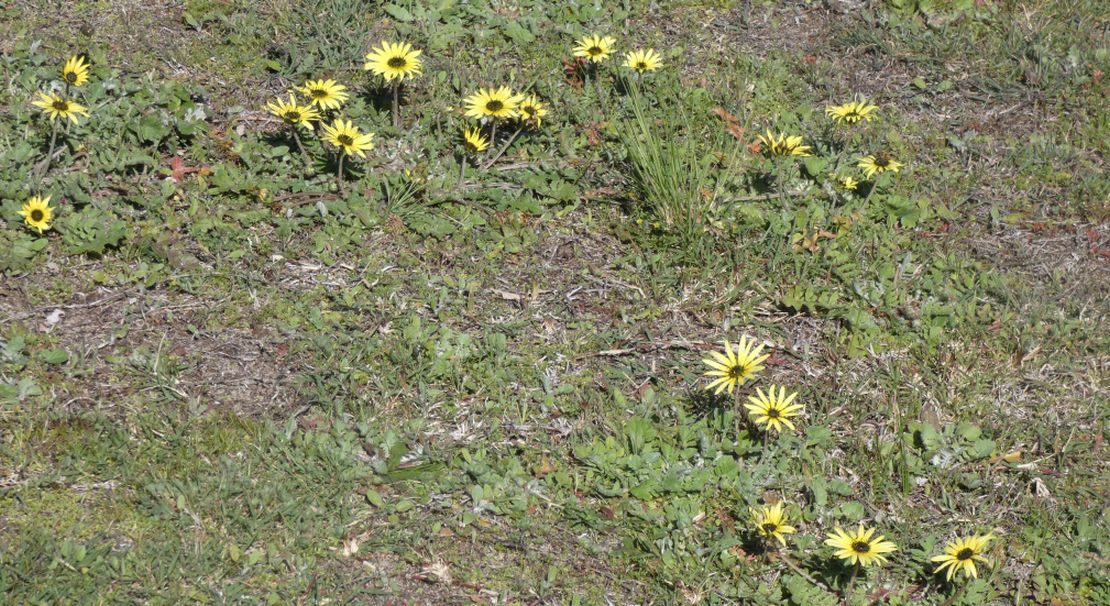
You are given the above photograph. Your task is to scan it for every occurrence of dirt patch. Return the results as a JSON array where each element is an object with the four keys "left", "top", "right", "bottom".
[{"left": 1, "top": 271, "right": 302, "bottom": 417}]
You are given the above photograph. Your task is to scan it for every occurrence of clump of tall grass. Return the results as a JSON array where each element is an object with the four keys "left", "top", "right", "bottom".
[{"left": 619, "top": 81, "right": 735, "bottom": 244}]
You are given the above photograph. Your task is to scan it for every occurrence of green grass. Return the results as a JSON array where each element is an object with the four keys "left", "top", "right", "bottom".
[{"left": 1, "top": 0, "right": 1108, "bottom": 603}]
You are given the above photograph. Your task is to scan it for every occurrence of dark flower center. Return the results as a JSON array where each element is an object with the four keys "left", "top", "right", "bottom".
[
  {"left": 486, "top": 100, "right": 504, "bottom": 112},
  {"left": 387, "top": 57, "right": 407, "bottom": 69},
  {"left": 311, "top": 89, "right": 328, "bottom": 98},
  {"left": 762, "top": 523, "right": 778, "bottom": 533},
  {"left": 637, "top": 62, "right": 648, "bottom": 70},
  {"left": 766, "top": 407, "right": 781, "bottom": 419},
  {"left": 285, "top": 111, "right": 301, "bottom": 121},
  {"left": 52, "top": 100, "right": 68, "bottom": 111},
  {"left": 65, "top": 71, "right": 78, "bottom": 82},
  {"left": 30, "top": 209, "right": 44, "bottom": 221},
  {"left": 588, "top": 46, "right": 602, "bottom": 55},
  {"left": 727, "top": 365, "right": 747, "bottom": 380},
  {"left": 874, "top": 158, "right": 890, "bottom": 168},
  {"left": 522, "top": 105, "right": 535, "bottom": 116},
  {"left": 851, "top": 541, "right": 871, "bottom": 554},
  {"left": 337, "top": 134, "right": 354, "bottom": 146},
  {"left": 956, "top": 548, "right": 974, "bottom": 561}
]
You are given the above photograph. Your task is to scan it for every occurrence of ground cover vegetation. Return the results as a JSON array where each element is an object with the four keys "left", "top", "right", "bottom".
[{"left": 1, "top": 0, "right": 1107, "bottom": 603}]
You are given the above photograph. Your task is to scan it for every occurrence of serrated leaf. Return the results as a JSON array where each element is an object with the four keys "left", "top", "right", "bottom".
[
  {"left": 383, "top": 4, "right": 414, "bottom": 21},
  {"left": 36, "top": 348, "right": 68, "bottom": 365}
]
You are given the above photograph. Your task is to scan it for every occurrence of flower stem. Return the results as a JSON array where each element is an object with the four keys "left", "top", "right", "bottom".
[
  {"left": 482, "top": 125, "right": 523, "bottom": 169},
  {"left": 490, "top": 121, "right": 498, "bottom": 145},
  {"left": 38, "top": 120, "right": 60, "bottom": 182},
  {"left": 392, "top": 81, "right": 400, "bottom": 129},
  {"left": 734, "top": 389, "right": 744, "bottom": 443},
  {"left": 863, "top": 175, "right": 880, "bottom": 206},
  {"left": 937, "top": 581, "right": 970, "bottom": 606},
  {"left": 459, "top": 156, "right": 466, "bottom": 185},
  {"left": 592, "top": 65, "right": 610, "bottom": 118},
  {"left": 843, "top": 564, "right": 860, "bottom": 605},
  {"left": 292, "top": 128, "right": 311, "bottom": 169},
  {"left": 337, "top": 154, "right": 345, "bottom": 194}
]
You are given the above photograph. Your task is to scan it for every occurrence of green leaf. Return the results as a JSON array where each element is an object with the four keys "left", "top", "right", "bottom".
[
  {"left": 36, "top": 348, "right": 69, "bottom": 365},
  {"left": 803, "top": 157, "right": 828, "bottom": 177},
  {"left": 383, "top": 4, "right": 414, "bottom": 21}
]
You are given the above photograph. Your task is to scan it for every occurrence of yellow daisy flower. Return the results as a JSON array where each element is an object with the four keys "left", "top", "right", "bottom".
[
  {"left": 744, "top": 385, "right": 804, "bottom": 433},
  {"left": 463, "top": 127, "right": 490, "bottom": 155},
  {"left": 838, "top": 176, "right": 859, "bottom": 191},
  {"left": 623, "top": 49, "right": 663, "bottom": 74},
  {"left": 298, "top": 79, "right": 349, "bottom": 110},
  {"left": 757, "top": 130, "right": 812, "bottom": 157},
  {"left": 826, "top": 100, "right": 879, "bottom": 124},
  {"left": 363, "top": 41, "right": 424, "bottom": 82},
  {"left": 517, "top": 95, "right": 548, "bottom": 127},
  {"left": 573, "top": 34, "right": 616, "bottom": 63},
  {"left": 321, "top": 119, "right": 375, "bottom": 158},
  {"left": 825, "top": 525, "right": 898, "bottom": 567},
  {"left": 61, "top": 55, "right": 91, "bottom": 87},
  {"left": 32, "top": 92, "right": 89, "bottom": 124},
  {"left": 18, "top": 195, "right": 54, "bottom": 234},
  {"left": 750, "top": 503, "right": 797, "bottom": 546},
  {"left": 857, "top": 154, "right": 904, "bottom": 179},
  {"left": 463, "top": 86, "right": 522, "bottom": 120},
  {"left": 702, "top": 336, "right": 770, "bottom": 395},
  {"left": 931, "top": 534, "right": 992, "bottom": 582},
  {"left": 265, "top": 94, "right": 320, "bottom": 128}
]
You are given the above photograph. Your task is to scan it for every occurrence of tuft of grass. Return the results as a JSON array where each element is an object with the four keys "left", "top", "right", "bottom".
[{"left": 619, "top": 80, "right": 733, "bottom": 244}]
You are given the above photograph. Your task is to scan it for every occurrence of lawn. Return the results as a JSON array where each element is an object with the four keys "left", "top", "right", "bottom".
[{"left": 1, "top": 0, "right": 1107, "bottom": 604}]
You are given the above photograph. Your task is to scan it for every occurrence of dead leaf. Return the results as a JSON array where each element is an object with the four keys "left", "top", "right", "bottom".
[
  {"left": 419, "top": 559, "right": 452, "bottom": 584},
  {"left": 168, "top": 155, "right": 207, "bottom": 183},
  {"left": 711, "top": 106, "right": 746, "bottom": 140}
]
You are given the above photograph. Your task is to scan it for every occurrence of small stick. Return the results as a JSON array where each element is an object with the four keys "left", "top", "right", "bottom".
[
  {"left": 482, "top": 125, "right": 523, "bottom": 169},
  {"left": 779, "top": 550, "right": 830, "bottom": 592}
]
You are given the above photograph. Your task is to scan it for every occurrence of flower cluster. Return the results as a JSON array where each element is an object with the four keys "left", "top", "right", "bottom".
[
  {"left": 826, "top": 99, "right": 904, "bottom": 183},
  {"left": 264, "top": 78, "right": 373, "bottom": 161},
  {"left": 459, "top": 86, "right": 548, "bottom": 163},
  {"left": 32, "top": 55, "right": 91, "bottom": 125},
  {"left": 701, "top": 336, "right": 994, "bottom": 592},
  {"left": 757, "top": 98, "right": 905, "bottom": 189},
  {"left": 21, "top": 54, "right": 94, "bottom": 234},
  {"left": 572, "top": 33, "right": 664, "bottom": 74}
]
